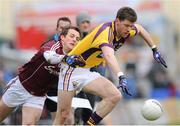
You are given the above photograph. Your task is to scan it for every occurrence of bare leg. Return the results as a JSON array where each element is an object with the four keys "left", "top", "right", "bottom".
[
  {"left": 51, "top": 110, "right": 74, "bottom": 125},
  {"left": 83, "top": 76, "right": 122, "bottom": 118},
  {"left": 64, "top": 109, "right": 74, "bottom": 125},
  {"left": 22, "top": 106, "right": 43, "bottom": 125},
  {"left": 0, "top": 99, "right": 14, "bottom": 122},
  {"left": 53, "top": 90, "right": 74, "bottom": 125}
]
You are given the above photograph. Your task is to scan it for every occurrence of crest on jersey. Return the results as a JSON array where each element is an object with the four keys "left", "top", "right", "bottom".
[
  {"left": 44, "top": 65, "right": 59, "bottom": 76},
  {"left": 72, "top": 81, "right": 79, "bottom": 88}
]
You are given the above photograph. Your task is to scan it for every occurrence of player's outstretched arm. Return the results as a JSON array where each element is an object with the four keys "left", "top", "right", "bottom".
[
  {"left": 101, "top": 46, "right": 132, "bottom": 96},
  {"left": 134, "top": 24, "right": 167, "bottom": 68},
  {"left": 134, "top": 24, "right": 155, "bottom": 48}
]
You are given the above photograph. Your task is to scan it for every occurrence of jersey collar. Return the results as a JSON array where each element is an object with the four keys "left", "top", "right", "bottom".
[{"left": 112, "top": 21, "right": 121, "bottom": 41}]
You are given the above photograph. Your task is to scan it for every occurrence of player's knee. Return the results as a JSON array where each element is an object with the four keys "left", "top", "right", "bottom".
[
  {"left": 61, "top": 109, "right": 71, "bottom": 119},
  {"left": 109, "top": 91, "right": 122, "bottom": 104}
]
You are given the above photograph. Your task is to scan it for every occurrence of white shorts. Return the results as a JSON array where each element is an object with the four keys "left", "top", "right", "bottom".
[
  {"left": 2, "top": 77, "right": 46, "bottom": 109},
  {"left": 58, "top": 64, "right": 101, "bottom": 92}
]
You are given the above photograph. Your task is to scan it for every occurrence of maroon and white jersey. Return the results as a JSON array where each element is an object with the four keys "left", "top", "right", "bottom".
[{"left": 18, "top": 40, "right": 63, "bottom": 96}]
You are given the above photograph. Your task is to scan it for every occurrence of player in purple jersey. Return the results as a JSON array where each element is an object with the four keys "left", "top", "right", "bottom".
[
  {"left": 53, "top": 7, "right": 167, "bottom": 125},
  {"left": 0, "top": 26, "right": 80, "bottom": 125}
]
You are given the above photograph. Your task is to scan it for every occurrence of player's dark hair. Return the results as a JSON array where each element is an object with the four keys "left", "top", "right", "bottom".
[
  {"left": 116, "top": 7, "right": 137, "bottom": 22},
  {"left": 56, "top": 17, "right": 71, "bottom": 28},
  {"left": 61, "top": 26, "right": 81, "bottom": 37}
]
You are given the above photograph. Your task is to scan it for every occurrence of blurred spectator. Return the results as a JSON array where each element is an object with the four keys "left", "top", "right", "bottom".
[
  {"left": 124, "top": 62, "right": 141, "bottom": 99},
  {"left": 0, "top": 62, "right": 15, "bottom": 94},
  {"left": 76, "top": 11, "right": 91, "bottom": 38},
  {"left": 147, "top": 61, "right": 177, "bottom": 98},
  {"left": 0, "top": 62, "right": 6, "bottom": 96},
  {"left": 0, "top": 62, "right": 15, "bottom": 125},
  {"left": 41, "top": 17, "right": 71, "bottom": 46}
]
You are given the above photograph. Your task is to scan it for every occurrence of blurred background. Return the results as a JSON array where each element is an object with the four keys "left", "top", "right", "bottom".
[{"left": 0, "top": 0, "right": 180, "bottom": 125}]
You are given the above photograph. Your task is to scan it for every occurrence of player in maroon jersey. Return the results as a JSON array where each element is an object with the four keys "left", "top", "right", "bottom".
[
  {"left": 0, "top": 26, "right": 80, "bottom": 125},
  {"left": 43, "top": 17, "right": 71, "bottom": 122}
]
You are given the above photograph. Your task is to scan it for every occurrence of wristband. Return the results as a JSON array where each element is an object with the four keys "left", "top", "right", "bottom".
[
  {"left": 151, "top": 45, "right": 157, "bottom": 49},
  {"left": 117, "top": 72, "right": 124, "bottom": 77}
]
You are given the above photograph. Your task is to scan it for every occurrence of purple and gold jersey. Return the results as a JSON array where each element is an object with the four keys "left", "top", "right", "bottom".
[
  {"left": 68, "top": 21, "right": 138, "bottom": 68},
  {"left": 18, "top": 40, "right": 63, "bottom": 96}
]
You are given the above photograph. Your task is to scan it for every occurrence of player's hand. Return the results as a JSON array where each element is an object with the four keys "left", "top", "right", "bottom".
[
  {"left": 64, "top": 55, "right": 86, "bottom": 68},
  {"left": 152, "top": 47, "right": 167, "bottom": 68},
  {"left": 117, "top": 75, "right": 132, "bottom": 96}
]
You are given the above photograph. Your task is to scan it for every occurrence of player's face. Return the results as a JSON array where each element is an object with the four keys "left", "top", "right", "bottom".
[
  {"left": 61, "top": 29, "right": 80, "bottom": 53},
  {"left": 115, "top": 18, "right": 134, "bottom": 38},
  {"left": 56, "top": 20, "right": 71, "bottom": 33},
  {"left": 79, "top": 20, "right": 91, "bottom": 33}
]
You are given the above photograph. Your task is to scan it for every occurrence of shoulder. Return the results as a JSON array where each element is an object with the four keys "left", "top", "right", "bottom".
[
  {"left": 42, "top": 40, "right": 55, "bottom": 47},
  {"left": 39, "top": 41, "right": 62, "bottom": 55},
  {"left": 95, "top": 22, "right": 112, "bottom": 31},
  {"left": 129, "top": 24, "right": 140, "bottom": 37},
  {"left": 94, "top": 22, "right": 112, "bottom": 38},
  {"left": 42, "top": 40, "right": 61, "bottom": 49}
]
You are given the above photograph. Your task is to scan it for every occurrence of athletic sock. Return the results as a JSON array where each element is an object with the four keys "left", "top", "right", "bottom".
[{"left": 85, "top": 111, "right": 103, "bottom": 125}]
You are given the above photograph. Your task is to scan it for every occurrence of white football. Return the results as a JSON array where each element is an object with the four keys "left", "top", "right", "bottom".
[{"left": 141, "top": 99, "right": 163, "bottom": 121}]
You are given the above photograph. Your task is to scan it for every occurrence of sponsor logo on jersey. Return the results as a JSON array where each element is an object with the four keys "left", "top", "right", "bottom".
[{"left": 44, "top": 65, "right": 59, "bottom": 76}]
